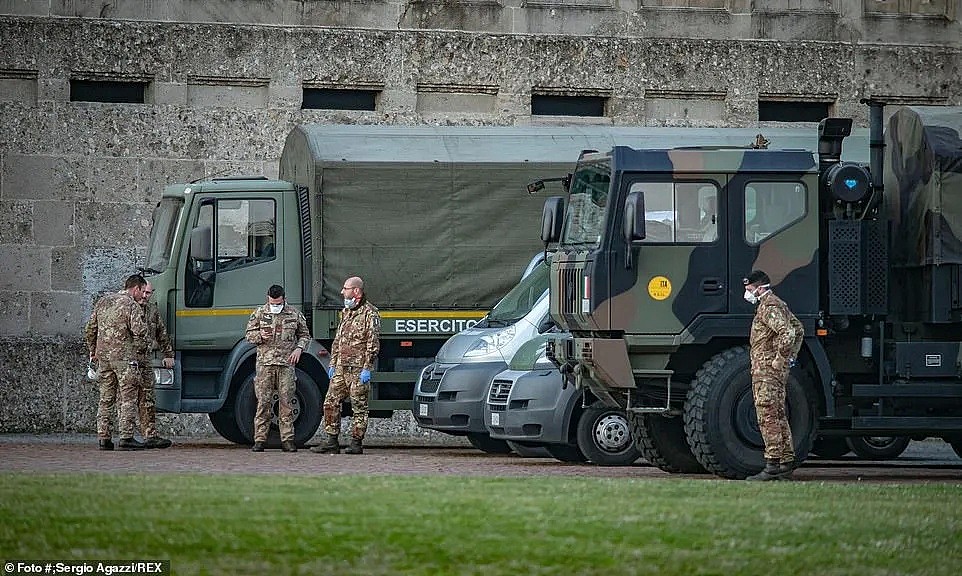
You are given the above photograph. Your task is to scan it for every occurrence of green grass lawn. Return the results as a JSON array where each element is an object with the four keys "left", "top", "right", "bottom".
[{"left": 1, "top": 473, "right": 960, "bottom": 575}]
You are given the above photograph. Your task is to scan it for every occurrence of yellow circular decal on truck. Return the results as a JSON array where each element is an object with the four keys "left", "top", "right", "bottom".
[{"left": 648, "top": 276, "right": 672, "bottom": 301}]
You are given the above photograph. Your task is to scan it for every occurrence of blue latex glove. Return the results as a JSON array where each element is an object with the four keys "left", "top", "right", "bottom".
[
  {"left": 360, "top": 369, "right": 372, "bottom": 384},
  {"left": 327, "top": 366, "right": 335, "bottom": 380}
]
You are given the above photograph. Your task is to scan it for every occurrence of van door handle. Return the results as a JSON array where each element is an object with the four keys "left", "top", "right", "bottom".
[{"left": 701, "top": 278, "right": 724, "bottom": 293}]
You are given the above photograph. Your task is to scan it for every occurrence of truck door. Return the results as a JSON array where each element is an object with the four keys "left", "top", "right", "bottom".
[
  {"left": 610, "top": 176, "right": 728, "bottom": 335},
  {"left": 176, "top": 194, "right": 285, "bottom": 397}
]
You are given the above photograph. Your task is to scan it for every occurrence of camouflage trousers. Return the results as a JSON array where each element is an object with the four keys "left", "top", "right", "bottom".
[
  {"left": 752, "top": 373, "right": 795, "bottom": 463},
  {"left": 97, "top": 360, "right": 141, "bottom": 439},
  {"left": 253, "top": 364, "right": 296, "bottom": 443},
  {"left": 323, "top": 366, "right": 369, "bottom": 441},
  {"left": 137, "top": 365, "right": 157, "bottom": 438}
]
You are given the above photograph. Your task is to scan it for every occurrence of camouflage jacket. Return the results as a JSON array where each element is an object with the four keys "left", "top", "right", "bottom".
[
  {"left": 330, "top": 298, "right": 380, "bottom": 370},
  {"left": 84, "top": 291, "right": 148, "bottom": 362},
  {"left": 750, "top": 291, "right": 804, "bottom": 373},
  {"left": 141, "top": 300, "right": 174, "bottom": 360},
  {"left": 245, "top": 303, "right": 311, "bottom": 366}
]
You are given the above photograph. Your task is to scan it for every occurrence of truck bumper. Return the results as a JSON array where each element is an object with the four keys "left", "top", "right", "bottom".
[
  {"left": 412, "top": 361, "right": 507, "bottom": 434},
  {"left": 485, "top": 368, "right": 577, "bottom": 444}
]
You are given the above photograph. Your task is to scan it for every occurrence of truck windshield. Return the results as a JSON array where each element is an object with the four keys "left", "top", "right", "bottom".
[
  {"left": 561, "top": 159, "right": 611, "bottom": 246},
  {"left": 144, "top": 197, "right": 184, "bottom": 272},
  {"left": 487, "top": 262, "right": 549, "bottom": 326}
]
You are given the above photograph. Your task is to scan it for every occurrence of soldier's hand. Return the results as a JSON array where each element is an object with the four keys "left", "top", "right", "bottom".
[
  {"left": 289, "top": 348, "right": 302, "bottom": 365},
  {"left": 327, "top": 366, "right": 336, "bottom": 380},
  {"left": 360, "top": 369, "right": 372, "bottom": 384},
  {"left": 162, "top": 357, "right": 175, "bottom": 369}
]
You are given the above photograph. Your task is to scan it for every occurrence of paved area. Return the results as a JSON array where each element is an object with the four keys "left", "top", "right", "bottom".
[{"left": 2, "top": 435, "right": 960, "bottom": 483}]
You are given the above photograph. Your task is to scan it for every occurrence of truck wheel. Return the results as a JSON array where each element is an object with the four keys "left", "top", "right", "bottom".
[
  {"left": 846, "top": 436, "right": 910, "bottom": 460},
  {"left": 466, "top": 432, "right": 513, "bottom": 454},
  {"left": 209, "top": 404, "right": 247, "bottom": 445},
  {"left": 234, "top": 368, "right": 322, "bottom": 448},
  {"left": 506, "top": 440, "right": 551, "bottom": 458},
  {"left": 576, "top": 401, "right": 641, "bottom": 466},
  {"left": 544, "top": 443, "right": 588, "bottom": 463},
  {"left": 810, "top": 436, "right": 850, "bottom": 459},
  {"left": 683, "top": 346, "right": 818, "bottom": 479},
  {"left": 628, "top": 412, "right": 706, "bottom": 473}
]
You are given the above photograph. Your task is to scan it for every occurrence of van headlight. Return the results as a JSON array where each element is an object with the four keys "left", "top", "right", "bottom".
[
  {"left": 154, "top": 367, "right": 175, "bottom": 387},
  {"left": 463, "top": 325, "right": 517, "bottom": 358}
]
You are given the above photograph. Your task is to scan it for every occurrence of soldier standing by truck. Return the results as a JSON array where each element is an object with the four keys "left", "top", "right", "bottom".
[
  {"left": 245, "top": 284, "right": 311, "bottom": 453},
  {"left": 312, "top": 276, "right": 380, "bottom": 455},
  {"left": 135, "top": 281, "right": 174, "bottom": 449},
  {"left": 743, "top": 270, "right": 804, "bottom": 481},
  {"left": 84, "top": 274, "right": 150, "bottom": 451}
]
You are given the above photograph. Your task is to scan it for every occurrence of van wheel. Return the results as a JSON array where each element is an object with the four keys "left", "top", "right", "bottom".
[
  {"left": 466, "top": 432, "right": 513, "bottom": 454},
  {"left": 576, "top": 401, "right": 641, "bottom": 466},
  {"left": 209, "top": 403, "right": 247, "bottom": 445},
  {"left": 544, "top": 443, "right": 588, "bottom": 463},
  {"left": 810, "top": 436, "right": 851, "bottom": 459},
  {"left": 846, "top": 436, "right": 910, "bottom": 460},
  {"left": 234, "top": 368, "right": 322, "bottom": 448},
  {"left": 629, "top": 412, "right": 706, "bottom": 473},
  {"left": 684, "top": 346, "right": 818, "bottom": 479}
]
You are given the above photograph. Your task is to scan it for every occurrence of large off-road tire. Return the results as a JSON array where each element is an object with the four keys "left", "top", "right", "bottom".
[
  {"left": 466, "top": 432, "right": 513, "bottom": 454},
  {"left": 846, "top": 436, "right": 910, "bottom": 460},
  {"left": 628, "top": 412, "right": 706, "bottom": 473},
  {"left": 810, "top": 436, "right": 851, "bottom": 459},
  {"left": 234, "top": 367, "right": 322, "bottom": 448},
  {"left": 506, "top": 440, "right": 551, "bottom": 458},
  {"left": 575, "top": 401, "right": 641, "bottom": 466},
  {"left": 683, "top": 346, "right": 818, "bottom": 479},
  {"left": 544, "top": 442, "right": 588, "bottom": 463},
  {"left": 209, "top": 403, "right": 247, "bottom": 445}
]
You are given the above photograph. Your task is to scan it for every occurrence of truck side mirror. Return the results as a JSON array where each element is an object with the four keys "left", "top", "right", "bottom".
[
  {"left": 541, "top": 196, "right": 565, "bottom": 243},
  {"left": 624, "top": 191, "right": 646, "bottom": 243},
  {"left": 190, "top": 226, "right": 213, "bottom": 261}
]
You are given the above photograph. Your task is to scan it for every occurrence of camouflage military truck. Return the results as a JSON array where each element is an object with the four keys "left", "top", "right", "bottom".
[
  {"left": 148, "top": 125, "right": 745, "bottom": 446},
  {"left": 540, "top": 103, "right": 962, "bottom": 478}
]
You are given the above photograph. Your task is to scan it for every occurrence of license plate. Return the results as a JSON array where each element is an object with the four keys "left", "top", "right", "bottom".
[
  {"left": 419, "top": 403, "right": 428, "bottom": 417},
  {"left": 491, "top": 412, "right": 500, "bottom": 426}
]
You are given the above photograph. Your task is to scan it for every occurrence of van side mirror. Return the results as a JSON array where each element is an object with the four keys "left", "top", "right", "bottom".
[
  {"left": 541, "top": 196, "right": 565, "bottom": 244},
  {"left": 624, "top": 191, "right": 646, "bottom": 243},
  {"left": 190, "top": 226, "right": 213, "bottom": 261}
]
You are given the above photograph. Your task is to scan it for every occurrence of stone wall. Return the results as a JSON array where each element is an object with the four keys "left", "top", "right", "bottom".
[{"left": 0, "top": 4, "right": 960, "bottom": 436}]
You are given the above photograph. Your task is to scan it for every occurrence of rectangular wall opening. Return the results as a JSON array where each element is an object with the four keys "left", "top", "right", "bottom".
[
  {"left": 531, "top": 94, "right": 607, "bottom": 117},
  {"left": 70, "top": 79, "right": 146, "bottom": 103},
  {"left": 302, "top": 88, "right": 378, "bottom": 111}
]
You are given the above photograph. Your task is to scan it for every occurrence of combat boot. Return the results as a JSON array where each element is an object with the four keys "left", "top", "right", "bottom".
[
  {"left": 281, "top": 440, "right": 297, "bottom": 453},
  {"left": 99, "top": 439, "right": 114, "bottom": 451},
  {"left": 746, "top": 458, "right": 792, "bottom": 481},
  {"left": 117, "top": 437, "right": 145, "bottom": 451},
  {"left": 344, "top": 438, "right": 363, "bottom": 455},
  {"left": 310, "top": 435, "right": 339, "bottom": 454},
  {"left": 251, "top": 442, "right": 265, "bottom": 452},
  {"left": 144, "top": 436, "right": 172, "bottom": 449}
]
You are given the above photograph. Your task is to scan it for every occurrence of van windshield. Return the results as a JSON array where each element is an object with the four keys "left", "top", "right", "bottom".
[{"left": 487, "top": 262, "right": 549, "bottom": 326}]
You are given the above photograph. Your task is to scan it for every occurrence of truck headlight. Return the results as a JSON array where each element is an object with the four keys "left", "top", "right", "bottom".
[
  {"left": 463, "top": 325, "right": 517, "bottom": 358},
  {"left": 154, "top": 367, "right": 174, "bottom": 387}
]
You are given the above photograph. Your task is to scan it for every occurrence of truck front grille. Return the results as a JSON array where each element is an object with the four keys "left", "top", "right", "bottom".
[{"left": 560, "top": 266, "right": 579, "bottom": 315}]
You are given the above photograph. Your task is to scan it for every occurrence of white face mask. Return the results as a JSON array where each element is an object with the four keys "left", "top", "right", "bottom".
[
  {"left": 343, "top": 298, "right": 356, "bottom": 309},
  {"left": 743, "top": 289, "right": 758, "bottom": 305},
  {"left": 268, "top": 304, "right": 284, "bottom": 314}
]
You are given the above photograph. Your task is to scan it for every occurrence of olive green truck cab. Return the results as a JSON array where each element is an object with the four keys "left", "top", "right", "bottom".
[
  {"left": 542, "top": 103, "right": 962, "bottom": 478},
  {"left": 145, "top": 126, "right": 557, "bottom": 446}
]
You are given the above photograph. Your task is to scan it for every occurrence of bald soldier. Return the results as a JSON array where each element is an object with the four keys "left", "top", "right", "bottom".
[
  {"left": 743, "top": 270, "right": 804, "bottom": 481},
  {"left": 312, "top": 276, "right": 380, "bottom": 455},
  {"left": 84, "top": 274, "right": 149, "bottom": 451}
]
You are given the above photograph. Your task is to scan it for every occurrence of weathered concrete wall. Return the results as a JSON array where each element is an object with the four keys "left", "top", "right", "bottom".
[{"left": 0, "top": 6, "right": 960, "bottom": 437}]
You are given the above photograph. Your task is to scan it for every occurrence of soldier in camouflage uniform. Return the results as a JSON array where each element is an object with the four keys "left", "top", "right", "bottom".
[
  {"left": 244, "top": 284, "right": 311, "bottom": 453},
  {"left": 743, "top": 270, "right": 804, "bottom": 481},
  {"left": 84, "top": 274, "right": 149, "bottom": 451},
  {"left": 312, "top": 276, "right": 380, "bottom": 455},
  {"left": 135, "top": 282, "right": 174, "bottom": 449}
]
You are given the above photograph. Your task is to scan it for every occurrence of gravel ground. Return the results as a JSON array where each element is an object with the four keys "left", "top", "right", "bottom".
[{"left": 2, "top": 435, "right": 960, "bottom": 483}]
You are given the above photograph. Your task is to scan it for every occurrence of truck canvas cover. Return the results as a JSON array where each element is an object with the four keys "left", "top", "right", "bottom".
[
  {"left": 279, "top": 125, "right": 866, "bottom": 310},
  {"left": 885, "top": 106, "right": 962, "bottom": 266}
]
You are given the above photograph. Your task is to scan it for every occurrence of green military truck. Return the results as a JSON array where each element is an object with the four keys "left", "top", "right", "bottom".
[
  {"left": 541, "top": 104, "right": 962, "bottom": 478},
  {"left": 149, "top": 125, "right": 735, "bottom": 446}
]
